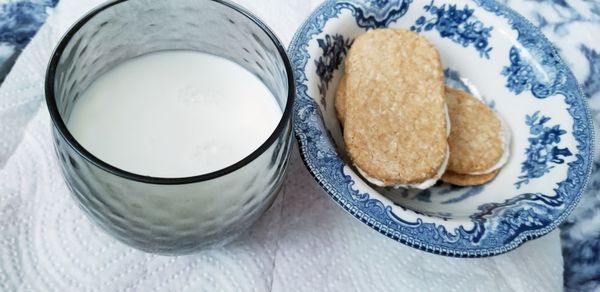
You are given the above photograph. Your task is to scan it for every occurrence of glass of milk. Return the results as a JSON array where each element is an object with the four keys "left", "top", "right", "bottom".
[{"left": 45, "top": 0, "right": 294, "bottom": 254}]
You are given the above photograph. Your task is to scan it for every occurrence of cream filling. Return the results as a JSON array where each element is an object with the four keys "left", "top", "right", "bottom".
[
  {"left": 356, "top": 146, "right": 449, "bottom": 190},
  {"left": 356, "top": 106, "right": 451, "bottom": 190},
  {"left": 445, "top": 104, "right": 451, "bottom": 137},
  {"left": 468, "top": 114, "right": 511, "bottom": 175}
]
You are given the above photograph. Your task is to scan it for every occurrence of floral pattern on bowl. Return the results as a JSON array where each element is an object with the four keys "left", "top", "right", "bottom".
[{"left": 288, "top": 0, "right": 593, "bottom": 257}]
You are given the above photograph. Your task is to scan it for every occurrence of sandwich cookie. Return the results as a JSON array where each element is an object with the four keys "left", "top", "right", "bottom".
[
  {"left": 441, "top": 87, "right": 510, "bottom": 186},
  {"left": 341, "top": 29, "right": 449, "bottom": 189},
  {"left": 335, "top": 74, "right": 348, "bottom": 126}
]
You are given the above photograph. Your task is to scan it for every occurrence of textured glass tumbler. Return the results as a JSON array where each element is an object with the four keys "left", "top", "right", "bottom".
[{"left": 44, "top": 0, "right": 294, "bottom": 254}]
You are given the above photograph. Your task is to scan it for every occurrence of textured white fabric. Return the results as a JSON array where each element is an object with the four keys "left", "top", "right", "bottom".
[{"left": 0, "top": 0, "right": 564, "bottom": 291}]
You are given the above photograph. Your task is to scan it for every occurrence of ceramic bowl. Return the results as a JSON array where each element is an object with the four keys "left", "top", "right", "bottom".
[{"left": 288, "top": 0, "right": 594, "bottom": 257}]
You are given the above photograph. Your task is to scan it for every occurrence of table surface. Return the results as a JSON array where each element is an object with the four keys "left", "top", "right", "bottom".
[{"left": 0, "top": 0, "right": 598, "bottom": 291}]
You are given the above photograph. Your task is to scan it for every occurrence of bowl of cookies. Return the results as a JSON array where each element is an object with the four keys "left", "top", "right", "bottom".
[{"left": 289, "top": 0, "right": 594, "bottom": 257}]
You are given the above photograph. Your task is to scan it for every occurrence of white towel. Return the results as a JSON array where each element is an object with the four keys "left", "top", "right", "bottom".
[{"left": 0, "top": 0, "right": 564, "bottom": 291}]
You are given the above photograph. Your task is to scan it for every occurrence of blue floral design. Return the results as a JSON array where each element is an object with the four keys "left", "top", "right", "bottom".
[
  {"left": 289, "top": 0, "right": 592, "bottom": 258},
  {"left": 515, "top": 111, "right": 573, "bottom": 189},
  {"left": 369, "top": 0, "right": 390, "bottom": 9},
  {"left": 501, "top": 46, "right": 566, "bottom": 98},
  {"left": 470, "top": 192, "right": 563, "bottom": 244},
  {"left": 410, "top": 0, "right": 493, "bottom": 58},
  {"left": 315, "top": 34, "right": 352, "bottom": 108},
  {"left": 501, "top": 47, "right": 536, "bottom": 95},
  {"left": 340, "top": 0, "right": 413, "bottom": 28}
]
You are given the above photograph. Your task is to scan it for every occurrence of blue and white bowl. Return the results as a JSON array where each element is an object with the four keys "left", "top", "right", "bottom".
[{"left": 288, "top": 0, "right": 594, "bottom": 257}]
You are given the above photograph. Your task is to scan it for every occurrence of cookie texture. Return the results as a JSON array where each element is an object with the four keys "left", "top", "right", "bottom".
[
  {"left": 441, "top": 170, "right": 499, "bottom": 186},
  {"left": 335, "top": 74, "right": 348, "bottom": 126},
  {"left": 445, "top": 87, "right": 504, "bottom": 174},
  {"left": 343, "top": 29, "right": 447, "bottom": 186}
]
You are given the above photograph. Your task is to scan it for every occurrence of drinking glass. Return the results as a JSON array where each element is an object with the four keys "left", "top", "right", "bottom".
[{"left": 45, "top": 0, "right": 294, "bottom": 255}]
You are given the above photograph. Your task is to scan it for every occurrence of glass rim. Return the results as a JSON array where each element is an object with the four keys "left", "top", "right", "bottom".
[{"left": 45, "top": 0, "right": 295, "bottom": 185}]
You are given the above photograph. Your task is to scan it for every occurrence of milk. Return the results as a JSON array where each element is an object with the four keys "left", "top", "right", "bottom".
[{"left": 67, "top": 51, "right": 282, "bottom": 178}]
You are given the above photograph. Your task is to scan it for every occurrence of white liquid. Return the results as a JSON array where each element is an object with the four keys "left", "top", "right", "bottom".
[{"left": 67, "top": 51, "right": 282, "bottom": 178}]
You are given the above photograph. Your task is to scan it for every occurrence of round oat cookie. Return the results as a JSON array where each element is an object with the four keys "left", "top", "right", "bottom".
[
  {"left": 343, "top": 28, "right": 448, "bottom": 186},
  {"left": 442, "top": 170, "right": 499, "bottom": 186},
  {"left": 446, "top": 87, "right": 505, "bottom": 174},
  {"left": 335, "top": 74, "right": 348, "bottom": 126}
]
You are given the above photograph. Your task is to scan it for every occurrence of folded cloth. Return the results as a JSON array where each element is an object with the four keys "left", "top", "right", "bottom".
[{"left": 0, "top": 0, "right": 564, "bottom": 291}]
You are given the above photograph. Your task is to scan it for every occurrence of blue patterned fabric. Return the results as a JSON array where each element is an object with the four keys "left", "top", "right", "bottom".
[
  {"left": 0, "top": 0, "right": 57, "bottom": 81},
  {"left": 0, "top": 0, "right": 598, "bottom": 290},
  {"left": 510, "top": 1, "right": 600, "bottom": 290}
]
